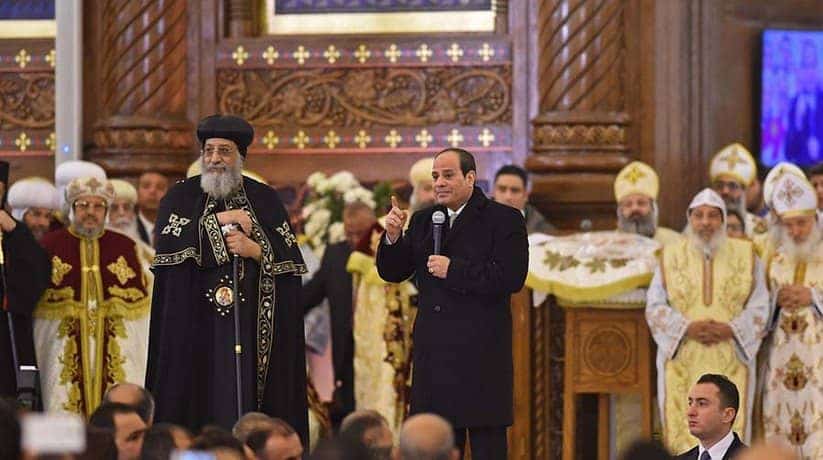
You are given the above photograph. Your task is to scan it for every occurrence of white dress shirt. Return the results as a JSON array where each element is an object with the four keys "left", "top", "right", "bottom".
[
  {"left": 138, "top": 211, "right": 155, "bottom": 246},
  {"left": 698, "top": 429, "right": 735, "bottom": 460}
]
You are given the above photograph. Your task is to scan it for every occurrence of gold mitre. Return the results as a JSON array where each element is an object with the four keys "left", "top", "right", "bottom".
[
  {"left": 614, "top": 161, "right": 659, "bottom": 202},
  {"left": 771, "top": 173, "right": 817, "bottom": 219},
  {"left": 763, "top": 162, "right": 805, "bottom": 208},
  {"left": 709, "top": 143, "right": 756, "bottom": 186}
]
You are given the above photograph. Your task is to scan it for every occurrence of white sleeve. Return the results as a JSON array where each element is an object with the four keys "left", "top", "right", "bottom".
[
  {"left": 645, "top": 266, "right": 689, "bottom": 360},
  {"left": 728, "top": 257, "right": 770, "bottom": 362}
]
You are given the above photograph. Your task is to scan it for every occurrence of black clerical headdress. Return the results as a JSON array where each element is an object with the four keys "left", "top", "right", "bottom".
[{"left": 196, "top": 115, "right": 254, "bottom": 157}]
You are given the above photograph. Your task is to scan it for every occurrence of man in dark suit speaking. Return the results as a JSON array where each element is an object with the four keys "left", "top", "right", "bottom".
[{"left": 376, "top": 148, "right": 529, "bottom": 459}]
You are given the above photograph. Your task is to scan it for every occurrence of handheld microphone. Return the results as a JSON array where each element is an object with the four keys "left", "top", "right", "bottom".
[{"left": 432, "top": 211, "right": 446, "bottom": 255}]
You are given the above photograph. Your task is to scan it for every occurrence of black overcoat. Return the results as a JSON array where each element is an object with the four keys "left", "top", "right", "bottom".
[{"left": 376, "top": 187, "right": 528, "bottom": 428}]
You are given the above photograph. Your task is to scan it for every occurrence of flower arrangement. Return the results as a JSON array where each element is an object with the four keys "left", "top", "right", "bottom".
[{"left": 301, "top": 171, "right": 391, "bottom": 252}]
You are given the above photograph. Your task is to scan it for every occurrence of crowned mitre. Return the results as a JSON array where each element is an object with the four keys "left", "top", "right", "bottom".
[
  {"left": 763, "top": 162, "right": 806, "bottom": 209},
  {"left": 709, "top": 143, "right": 757, "bottom": 186},
  {"left": 65, "top": 176, "right": 116, "bottom": 205},
  {"left": 7, "top": 177, "right": 59, "bottom": 220},
  {"left": 687, "top": 188, "right": 727, "bottom": 222},
  {"left": 771, "top": 174, "right": 817, "bottom": 219},
  {"left": 409, "top": 158, "right": 434, "bottom": 187},
  {"left": 55, "top": 160, "right": 107, "bottom": 211},
  {"left": 614, "top": 161, "right": 659, "bottom": 202}
]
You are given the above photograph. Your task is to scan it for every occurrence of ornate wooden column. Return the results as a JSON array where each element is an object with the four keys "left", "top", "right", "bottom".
[
  {"left": 527, "top": 0, "right": 646, "bottom": 230},
  {"left": 86, "top": 0, "right": 192, "bottom": 176}
]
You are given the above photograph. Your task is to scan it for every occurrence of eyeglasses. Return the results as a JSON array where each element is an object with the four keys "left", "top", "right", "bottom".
[
  {"left": 73, "top": 201, "right": 108, "bottom": 212},
  {"left": 201, "top": 145, "right": 236, "bottom": 159},
  {"left": 712, "top": 180, "right": 742, "bottom": 192}
]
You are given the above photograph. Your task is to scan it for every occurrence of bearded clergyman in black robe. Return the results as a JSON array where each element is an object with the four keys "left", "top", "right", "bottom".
[
  {"left": 0, "top": 161, "right": 50, "bottom": 399},
  {"left": 146, "top": 115, "right": 308, "bottom": 440}
]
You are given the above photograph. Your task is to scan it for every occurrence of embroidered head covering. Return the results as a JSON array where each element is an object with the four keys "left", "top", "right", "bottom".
[
  {"left": 409, "top": 157, "right": 434, "bottom": 186},
  {"left": 771, "top": 173, "right": 817, "bottom": 219},
  {"left": 196, "top": 114, "right": 254, "bottom": 157},
  {"left": 109, "top": 179, "right": 137, "bottom": 204},
  {"left": 687, "top": 188, "right": 727, "bottom": 222},
  {"left": 55, "top": 160, "right": 107, "bottom": 211},
  {"left": 65, "top": 176, "right": 116, "bottom": 206},
  {"left": 763, "top": 162, "right": 806, "bottom": 209},
  {"left": 709, "top": 143, "right": 757, "bottom": 187},
  {"left": 7, "top": 177, "right": 59, "bottom": 220},
  {"left": 614, "top": 161, "right": 659, "bottom": 202}
]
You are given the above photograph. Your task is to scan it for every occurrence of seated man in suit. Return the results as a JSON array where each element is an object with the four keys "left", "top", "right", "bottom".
[{"left": 676, "top": 374, "right": 746, "bottom": 460}]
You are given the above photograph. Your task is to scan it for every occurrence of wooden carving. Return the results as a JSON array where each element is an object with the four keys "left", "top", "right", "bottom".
[
  {"left": 538, "top": 0, "right": 626, "bottom": 111},
  {"left": 0, "top": 72, "right": 54, "bottom": 129},
  {"left": 217, "top": 66, "right": 511, "bottom": 127}
]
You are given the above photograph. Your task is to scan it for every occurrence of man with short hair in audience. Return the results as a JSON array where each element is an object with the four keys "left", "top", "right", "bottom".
[
  {"left": 646, "top": 189, "right": 769, "bottom": 453},
  {"left": 89, "top": 402, "right": 148, "bottom": 460},
  {"left": 233, "top": 411, "right": 278, "bottom": 445},
  {"left": 492, "top": 164, "right": 555, "bottom": 235},
  {"left": 398, "top": 413, "right": 460, "bottom": 460},
  {"left": 139, "top": 423, "right": 192, "bottom": 460},
  {"left": 245, "top": 419, "right": 303, "bottom": 460},
  {"left": 674, "top": 374, "right": 747, "bottom": 460},
  {"left": 104, "top": 382, "right": 156, "bottom": 425},
  {"left": 191, "top": 426, "right": 246, "bottom": 460},
  {"left": 135, "top": 171, "right": 169, "bottom": 247},
  {"left": 339, "top": 409, "right": 394, "bottom": 459},
  {"left": 7, "top": 176, "right": 58, "bottom": 241}
]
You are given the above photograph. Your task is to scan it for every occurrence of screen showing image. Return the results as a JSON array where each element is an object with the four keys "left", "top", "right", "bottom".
[{"left": 761, "top": 29, "right": 823, "bottom": 167}]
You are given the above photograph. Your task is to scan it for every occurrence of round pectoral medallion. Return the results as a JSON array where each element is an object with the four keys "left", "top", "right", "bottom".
[{"left": 205, "top": 275, "right": 245, "bottom": 316}]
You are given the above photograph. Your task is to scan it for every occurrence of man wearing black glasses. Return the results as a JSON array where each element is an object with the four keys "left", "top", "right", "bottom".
[
  {"left": 708, "top": 143, "right": 768, "bottom": 237},
  {"left": 147, "top": 115, "right": 309, "bottom": 445}
]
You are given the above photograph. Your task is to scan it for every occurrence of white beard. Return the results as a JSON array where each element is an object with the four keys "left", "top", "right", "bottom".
[
  {"left": 200, "top": 155, "right": 244, "bottom": 199},
  {"left": 107, "top": 219, "right": 139, "bottom": 241},
  {"left": 684, "top": 226, "right": 727, "bottom": 259},
  {"left": 779, "top": 225, "right": 822, "bottom": 264}
]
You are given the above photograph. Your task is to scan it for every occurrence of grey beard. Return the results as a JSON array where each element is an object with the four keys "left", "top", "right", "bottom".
[
  {"left": 724, "top": 195, "right": 746, "bottom": 218},
  {"left": 617, "top": 212, "right": 657, "bottom": 238},
  {"left": 200, "top": 156, "right": 243, "bottom": 199},
  {"left": 72, "top": 223, "right": 104, "bottom": 239},
  {"left": 780, "top": 225, "right": 821, "bottom": 263},
  {"left": 684, "top": 226, "right": 727, "bottom": 258}
]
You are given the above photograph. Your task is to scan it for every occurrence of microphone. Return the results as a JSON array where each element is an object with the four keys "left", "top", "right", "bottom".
[{"left": 432, "top": 211, "right": 446, "bottom": 255}]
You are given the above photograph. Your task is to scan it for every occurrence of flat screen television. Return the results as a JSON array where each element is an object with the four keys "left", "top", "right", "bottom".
[{"left": 760, "top": 29, "right": 823, "bottom": 167}]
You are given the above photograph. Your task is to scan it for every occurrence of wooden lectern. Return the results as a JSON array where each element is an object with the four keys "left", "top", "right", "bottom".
[{"left": 561, "top": 305, "right": 653, "bottom": 460}]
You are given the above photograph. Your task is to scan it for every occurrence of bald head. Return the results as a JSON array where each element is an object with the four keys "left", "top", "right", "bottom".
[
  {"left": 399, "top": 414, "right": 459, "bottom": 460},
  {"left": 103, "top": 382, "right": 154, "bottom": 424}
]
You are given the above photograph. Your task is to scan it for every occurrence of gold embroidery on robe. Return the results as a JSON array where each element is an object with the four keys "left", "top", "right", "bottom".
[
  {"left": 107, "top": 286, "right": 146, "bottom": 302},
  {"left": 52, "top": 255, "right": 72, "bottom": 285},
  {"left": 107, "top": 256, "right": 136, "bottom": 285}
]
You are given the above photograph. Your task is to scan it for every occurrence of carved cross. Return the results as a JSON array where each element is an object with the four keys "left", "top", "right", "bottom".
[
  {"left": 623, "top": 165, "right": 646, "bottom": 184},
  {"left": 354, "top": 44, "right": 371, "bottom": 63},
  {"left": 384, "top": 44, "right": 402, "bottom": 63},
  {"left": 323, "top": 130, "right": 340, "bottom": 148},
  {"left": 292, "top": 46, "right": 311, "bottom": 65},
  {"left": 262, "top": 46, "right": 279, "bottom": 65},
  {"left": 355, "top": 130, "right": 371, "bottom": 148},
  {"left": 45, "top": 49, "right": 56, "bottom": 68},
  {"left": 232, "top": 45, "right": 249, "bottom": 66},
  {"left": 447, "top": 43, "right": 463, "bottom": 63},
  {"left": 415, "top": 129, "right": 433, "bottom": 148},
  {"left": 478, "top": 128, "right": 495, "bottom": 147},
  {"left": 263, "top": 131, "right": 279, "bottom": 150},
  {"left": 293, "top": 131, "right": 310, "bottom": 149},
  {"left": 323, "top": 45, "right": 340, "bottom": 64},
  {"left": 415, "top": 44, "right": 432, "bottom": 63},
  {"left": 385, "top": 130, "right": 403, "bottom": 148},
  {"left": 447, "top": 129, "right": 464, "bottom": 147},
  {"left": 14, "top": 49, "right": 30, "bottom": 69},
  {"left": 478, "top": 43, "right": 495, "bottom": 62},
  {"left": 15, "top": 132, "right": 30, "bottom": 152},
  {"left": 776, "top": 180, "right": 804, "bottom": 208}
]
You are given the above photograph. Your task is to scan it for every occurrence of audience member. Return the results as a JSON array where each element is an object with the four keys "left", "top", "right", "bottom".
[
  {"left": 233, "top": 412, "right": 278, "bottom": 445},
  {"left": 0, "top": 398, "right": 20, "bottom": 460},
  {"left": 726, "top": 208, "right": 747, "bottom": 239},
  {"left": 736, "top": 441, "right": 797, "bottom": 460},
  {"left": 245, "top": 419, "right": 302, "bottom": 460},
  {"left": 674, "top": 374, "right": 746, "bottom": 460},
  {"left": 103, "top": 383, "right": 156, "bottom": 425},
  {"left": 138, "top": 423, "right": 191, "bottom": 460},
  {"left": 492, "top": 164, "right": 556, "bottom": 234},
  {"left": 78, "top": 426, "right": 118, "bottom": 460},
  {"left": 89, "top": 402, "right": 148, "bottom": 460},
  {"left": 338, "top": 410, "right": 393, "bottom": 459},
  {"left": 135, "top": 171, "right": 169, "bottom": 247},
  {"left": 619, "top": 439, "right": 672, "bottom": 460},
  {"left": 397, "top": 414, "right": 459, "bottom": 460},
  {"left": 190, "top": 425, "right": 246, "bottom": 460}
]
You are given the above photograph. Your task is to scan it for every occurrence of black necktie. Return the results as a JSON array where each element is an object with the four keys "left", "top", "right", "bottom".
[{"left": 700, "top": 451, "right": 711, "bottom": 460}]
